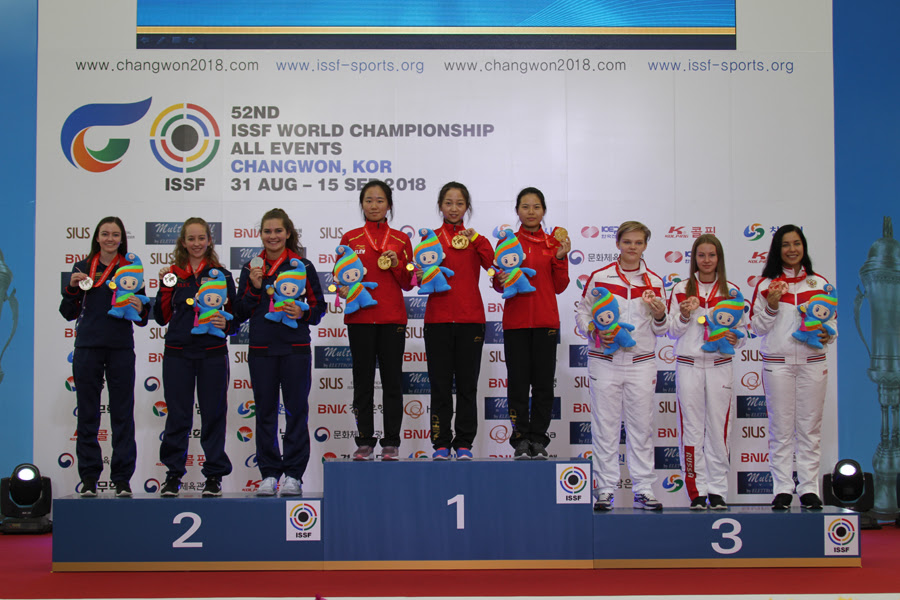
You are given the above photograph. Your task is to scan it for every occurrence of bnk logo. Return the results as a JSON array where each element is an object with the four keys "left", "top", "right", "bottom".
[{"left": 61, "top": 98, "right": 152, "bottom": 172}]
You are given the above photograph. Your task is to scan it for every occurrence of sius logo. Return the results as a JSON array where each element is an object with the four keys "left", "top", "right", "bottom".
[
  {"left": 404, "top": 296, "right": 427, "bottom": 320},
  {"left": 737, "top": 395, "right": 767, "bottom": 419},
  {"left": 319, "top": 226, "right": 344, "bottom": 239},
  {"left": 568, "top": 344, "right": 588, "bottom": 368},
  {"left": 737, "top": 470, "right": 773, "bottom": 495},
  {"left": 146, "top": 221, "right": 222, "bottom": 245},
  {"left": 569, "top": 421, "right": 591, "bottom": 445},
  {"left": 655, "top": 370, "right": 676, "bottom": 394},
  {"left": 314, "top": 346, "right": 353, "bottom": 369},
  {"left": 231, "top": 247, "right": 263, "bottom": 270},
  {"left": 402, "top": 371, "right": 432, "bottom": 395},
  {"left": 60, "top": 98, "right": 152, "bottom": 172},
  {"left": 743, "top": 223, "right": 765, "bottom": 241},
  {"left": 484, "top": 396, "right": 509, "bottom": 420},
  {"left": 654, "top": 446, "right": 681, "bottom": 470}
]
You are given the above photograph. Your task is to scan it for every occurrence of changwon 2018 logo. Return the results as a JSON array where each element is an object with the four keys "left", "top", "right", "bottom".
[{"left": 60, "top": 98, "right": 152, "bottom": 172}]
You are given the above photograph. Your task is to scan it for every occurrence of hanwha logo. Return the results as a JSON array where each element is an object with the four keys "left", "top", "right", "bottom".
[
  {"left": 289, "top": 503, "right": 319, "bottom": 532},
  {"left": 665, "top": 251, "right": 683, "bottom": 263},
  {"left": 661, "top": 474, "right": 684, "bottom": 493},
  {"left": 150, "top": 103, "right": 220, "bottom": 173},
  {"left": 314, "top": 427, "right": 330, "bottom": 442},
  {"left": 569, "top": 250, "right": 585, "bottom": 265},
  {"left": 741, "top": 371, "right": 762, "bottom": 391},
  {"left": 404, "top": 400, "right": 425, "bottom": 419},
  {"left": 490, "top": 424, "right": 510, "bottom": 443},
  {"left": 658, "top": 345, "right": 675, "bottom": 364},
  {"left": 58, "top": 453, "right": 75, "bottom": 468},
  {"left": 559, "top": 465, "right": 588, "bottom": 494},
  {"left": 581, "top": 226, "right": 599, "bottom": 238},
  {"left": 400, "top": 225, "right": 416, "bottom": 239}
]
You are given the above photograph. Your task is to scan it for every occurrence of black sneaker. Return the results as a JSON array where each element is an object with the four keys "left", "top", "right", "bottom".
[
  {"left": 771, "top": 493, "right": 793, "bottom": 510},
  {"left": 513, "top": 440, "right": 532, "bottom": 460},
  {"left": 690, "top": 496, "right": 708, "bottom": 510},
  {"left": 80, "top": 480, "right": 98, "bottom": 498},
  {"left": 202, "top": 477, "right": 222, "bottom": 497},
  {"left": 160, "top": 477, "right": 181, "bottom": 497},
  {"left": 530, "top": 442, "right": 549, "bottom": 460},
  {"left": 708, "top": 494, "right": 728, "bottom": 510},
  {"left": 113, "top": 481, "right": 132, "bottom": 498},
  {"left": 800, "top": 493, "right": 823, "bottom": 509}
]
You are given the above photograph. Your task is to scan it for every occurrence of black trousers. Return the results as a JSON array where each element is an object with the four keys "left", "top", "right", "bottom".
[
  {"left": 348, "top": 323, "right": 406, "bottom": 448},
  {"left": 503, "top": 327, "right": 559, "bottom": 448},
  {"left": 424, "top": 322, "right": 485, "bottom": 450}
]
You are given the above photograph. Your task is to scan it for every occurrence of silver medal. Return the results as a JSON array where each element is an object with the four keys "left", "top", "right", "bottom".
[
  {"left": 78, "top": 277, "right": 94, "bottom": 291},
  {"left": 250, "top": 257, "right": 265, "bottom": 269},
  {"left": 163, "top": 272, "right": 178, "bottom": 287}
]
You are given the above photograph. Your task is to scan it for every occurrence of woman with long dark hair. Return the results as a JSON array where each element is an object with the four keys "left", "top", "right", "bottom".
[
  {"left": 60, "top": 216, "right": 148, "bottom": 497},
  {"left": 750, "top": 225, "right": 836, "bottom": 510}
]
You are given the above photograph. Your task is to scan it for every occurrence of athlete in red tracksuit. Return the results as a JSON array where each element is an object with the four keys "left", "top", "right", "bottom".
[
  {"left": 234, "top": 208, "right": 326, "bottom": 497},
  {"left": 575, "top": 221, "right": 667, "bottom": 511},
  {"left": 666, "top": 234, "right": 745, "bottom": 510},
  {"left": 339, "top": 181, "right": 414, "bottom": 462},
  {"left": 492, "top": 187, "right": 570, "bottom": 460},
  {"left": 421, "top": 182, "right": 494, "bottom": 461},
  {"left": 750, "top": 225, "right": 835, "bottom": 511},
  {"left": 59, "top": 216, "right": 148, "bottom": 498},
  {"left": 154, "top": 218, "right": 235, "bottom": 498}
]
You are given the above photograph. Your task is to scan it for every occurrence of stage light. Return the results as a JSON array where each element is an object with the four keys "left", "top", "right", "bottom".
[
  {"left": 0, "top": 463, "right": 53, "bottom": 534},
  {"left": 823, "top": 459, "right": 879, "bottom": 530}
]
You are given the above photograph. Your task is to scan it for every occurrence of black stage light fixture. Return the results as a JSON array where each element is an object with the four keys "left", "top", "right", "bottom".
[
  {"left": 0, "top": 463, "right": 53, "bottom": 534},
  {"left": 822, "top": 459, "right": 879, "bottom": 530}
]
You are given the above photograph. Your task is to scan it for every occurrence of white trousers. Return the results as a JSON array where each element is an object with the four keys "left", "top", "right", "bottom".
[
  {"left": 675, "top": 362, "right": 734, "bottom": 499},
  {"left": 762, "top": 362, "right": 827, "bottom": 496},
  {"left": 589, "top": 358, "right": 657, "bottom": 495}
]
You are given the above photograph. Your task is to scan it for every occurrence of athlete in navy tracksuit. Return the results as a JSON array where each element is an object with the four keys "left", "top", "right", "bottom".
[
  {"left": 59, "top": 217, "right": 148, "bottom": 498},
  {"left": 234, "top": 208, "right": 325, "bottom": 496},
  {"left": 154, "top": 218, "right": 235, "bottom": 497}
]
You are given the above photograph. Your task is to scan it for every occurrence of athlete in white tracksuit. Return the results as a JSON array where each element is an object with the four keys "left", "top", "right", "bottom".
[
  {"left": 667, "top": 278, "right": 745, "bottom": 504},
  {"left": 575, "top": 260, "right": 667, "bottom": 499},
  {"left": 750, "top": 268, "right": 836, "bottom": 498}
]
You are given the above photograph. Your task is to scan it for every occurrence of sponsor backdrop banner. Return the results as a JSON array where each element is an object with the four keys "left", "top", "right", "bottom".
[{"left": 34, "top": 0, "right": 837, "bottom": 505}]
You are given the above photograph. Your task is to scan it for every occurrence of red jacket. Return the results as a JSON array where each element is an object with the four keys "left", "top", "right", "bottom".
[
  {"left": 340, "top": 221, "right": 414, "bottom": 325},
  {"left": 423, "top": 222, "right": 494, "bottom": 324},
  {"left": 492, "top": 226, "right": 569, "bottom": 330}
]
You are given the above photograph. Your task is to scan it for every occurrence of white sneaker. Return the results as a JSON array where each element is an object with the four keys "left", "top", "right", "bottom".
[
  {"left": 594, "top": 492, "right": 614, "bottom": 511},
  {"left": 633, "top": 492, "right": 663, "bottom": 510},
  {"left": 280, "top": 476, "right": 302, "bottom": 496},
  {"left": 257, "top": 476, "right": 278, "bottom": 496}
]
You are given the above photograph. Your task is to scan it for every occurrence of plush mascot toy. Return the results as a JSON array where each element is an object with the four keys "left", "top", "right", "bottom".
[
  {"left": 107, "top": 252, "right": 150, "bottom": 322},
  {"left": 698, "top": 288, "right": 746, "bottom": 355},
  {"left": 589, "top": 287, "right": 636, "bottom": 355},
  {"left": 792, "top": 284, "right": 837, "bottom": 349},
  {"left": 333, "top": 245, "right": 378, "bottom": 315},
  {"left": 493, "top": 228, "right": 536, "bottom": 299},
  {"left": 264, "top": 259, "right": 309, "bottom": 328},
  {"left": 414, "top": 228, "right": 454, "bottom": 295},
  {"left": 191, "top": 269, "right": 233, "bottom": 338}
]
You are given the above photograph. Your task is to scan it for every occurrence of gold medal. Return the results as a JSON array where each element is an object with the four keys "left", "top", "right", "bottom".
[
  {"left": 451, "top": 234, "right": 470, "bottom": 250},
  {"left": 553, "top": 227, "right": 569, "bottom": 242},
  {"left": 377, "top": 255, "right": 393, "bottom": 270},
  {"left": 267, "top": 287, "right": 275, "bottom": 296}
]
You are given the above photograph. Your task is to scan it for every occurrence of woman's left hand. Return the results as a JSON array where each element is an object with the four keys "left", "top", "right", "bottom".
[
  {"left": 382, "top": 250, "right": 399, "bottom": 268},
  {"left": 643, "top": 289, "right": 666, "bottom": 320},
  {"left": 556, "top": 236, "right": 571, "bottom": 259}
]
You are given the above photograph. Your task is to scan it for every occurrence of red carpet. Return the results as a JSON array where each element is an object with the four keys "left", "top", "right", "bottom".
[{"left": 1, "top": 525, "right": 898, "bottom": 598}]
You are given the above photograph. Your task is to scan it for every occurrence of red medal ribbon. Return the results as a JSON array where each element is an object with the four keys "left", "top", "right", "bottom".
[{"left": 88, "top": 254, "right": 122, "bottom": 288}]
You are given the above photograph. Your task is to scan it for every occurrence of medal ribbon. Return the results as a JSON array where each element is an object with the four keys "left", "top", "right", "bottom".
[{"left": 88, "top": 254, "right": 121, "bottom": 289}]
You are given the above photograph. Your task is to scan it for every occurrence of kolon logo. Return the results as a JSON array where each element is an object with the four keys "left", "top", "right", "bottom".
[{"left": 61, "top": 98, "right": 152, "bottom": 172}]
